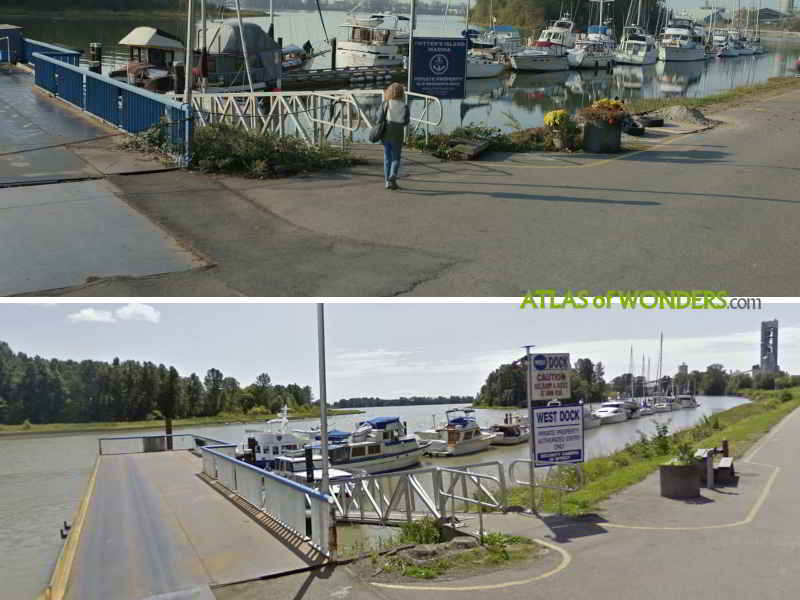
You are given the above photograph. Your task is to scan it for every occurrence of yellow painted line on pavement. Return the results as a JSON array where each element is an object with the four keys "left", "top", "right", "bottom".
[
  {"left": 602, "top": 462, "right": 781, "bottom": 532},
  {"left": 370, "top": 537, "right": 570, "bottom": 591},
  {"left": 476, "top": 133, "right": 688, "bottom": 170},
  {"left": 42, "top": 455, "right": 101, "bottom": 600}
]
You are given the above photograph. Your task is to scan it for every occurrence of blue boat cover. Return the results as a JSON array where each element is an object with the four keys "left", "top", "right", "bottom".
[
  {"left": 361, "top": 416, "right": 400, "bottom": 429},
  {"left": 491, "top": 25, "right": 520, "bottom": 33},
  {"left": 314, "top": 429, "right": 351, "bottom": 440},
  {"left": 588, "top": 25, "right": 610, "bottom": 34}
]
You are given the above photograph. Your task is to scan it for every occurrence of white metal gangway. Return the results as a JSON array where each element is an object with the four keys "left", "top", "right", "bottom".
[
  {"left": 329, "top": 460, "right": 507, "bottom": 538},
  {"left": 173, "top": 89, "right": 442, "bottom": 145}
]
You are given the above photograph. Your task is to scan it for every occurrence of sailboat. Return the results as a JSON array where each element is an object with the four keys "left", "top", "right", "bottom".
[
  {"left": 615, "top": 0, "right": 658, "bottom": 65},
  {"left": 464, "top": 0, "right": 506, "bottom": 79},
  {"left": 568, "top": 0, "right": 615, "bottom": 69}
]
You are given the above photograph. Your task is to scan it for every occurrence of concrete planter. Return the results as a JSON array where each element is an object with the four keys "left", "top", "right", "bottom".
[
  {"left": 582, "top": 121, "right": 622, "bottom": 153},
  {"left": 659, "top": 464, "right": 701, "bottom": 499}
]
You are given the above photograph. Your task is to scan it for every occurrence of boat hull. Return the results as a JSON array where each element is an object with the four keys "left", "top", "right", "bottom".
[
  {"left": 598, "top": 413, "right": 627, "bottom": 424},
  {"left": 511, "top": 54, "right": 568, "bottom": 72},
  {"left": 614, "top": 49, "right": 657, "bottom": 65},
  {"left": 658, "top": 45, "right": 706, "bottom": 62},
  {"left": 337, "top": 42, "right": 404, "bottom": 68},
  {"left": 490, "top": 432, "right": 530, "bottom": 445},
  {"left": 568, "top": 51, "right": 613, "bottom": 69},
  {"left": 426, "top": 434, "right": 494, "bottom": 456},
  {"left": 334, "top": 444, "right": 427, "bottom": 474},
  {"left": 467, "top": 60, "right": 505, "bottom": 79}
]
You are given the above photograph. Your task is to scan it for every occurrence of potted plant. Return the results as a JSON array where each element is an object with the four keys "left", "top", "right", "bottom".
[
  {"left": 578, "top": 98, "right": 627, "bottom": 153},
  {"left": 659, "top": 441, "right": 701, "bottom": 499},
  {"left": 543, "top": 109, "right": 580, "bottom": 151}
]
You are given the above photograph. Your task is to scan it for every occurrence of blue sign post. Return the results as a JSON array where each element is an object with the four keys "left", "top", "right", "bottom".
[{"left": 409, "top": 37, "right": 466, "bottom": 100}]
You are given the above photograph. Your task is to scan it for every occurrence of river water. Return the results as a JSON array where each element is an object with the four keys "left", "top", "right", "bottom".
[
  {"left": 9, "top": 11, "right": 800, "bottom": 132},
  {"left": 0, "top": 395, "right": 746, "bottom": 598}
]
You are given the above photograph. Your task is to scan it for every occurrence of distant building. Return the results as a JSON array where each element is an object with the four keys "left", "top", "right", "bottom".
[
  {"left": 760, "top": 7, "right": 791, "bottom": 22},
  {"left": 678, "top": 363, "right": 688, "bottom": 377},
  {"left": 777, "top": 0, "right": 794, "bottom": 16},
  {"left": 686, "top": 5, "right": 729, "bottom": 26},
  {"left": 760, "top": 320, "right": 779, "bottom": 373}
]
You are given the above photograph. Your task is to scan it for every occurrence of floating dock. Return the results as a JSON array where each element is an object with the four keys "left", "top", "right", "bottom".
[{"left": 54, "top": 451, "right": 325, "bottom": 600}]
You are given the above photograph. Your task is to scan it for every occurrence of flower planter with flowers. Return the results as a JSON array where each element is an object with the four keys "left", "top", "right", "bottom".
[
  {"left": 543, "top": 109, "right": 580, "bottom": 151},
  {"left": 579, "top": 99, "right": 627, "bottom": 154}
]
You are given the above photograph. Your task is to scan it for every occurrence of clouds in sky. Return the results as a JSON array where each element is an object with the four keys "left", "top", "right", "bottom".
[{"left": 67, "top": 303, "right": 161, "bottom": 325}]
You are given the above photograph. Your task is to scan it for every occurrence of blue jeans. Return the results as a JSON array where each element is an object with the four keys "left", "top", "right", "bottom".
[{"left": 382, "top": 140, "right": 402, "bottom": 181}]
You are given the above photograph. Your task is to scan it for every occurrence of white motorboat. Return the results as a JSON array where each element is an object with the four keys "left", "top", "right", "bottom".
[
  {"left": 677, "top": 394, "right": 700, "bottom": 408},
  {"left": 417, "top": 408, "right": 494, "bottom": 457},
  {"left": 241, "top": 405, "right": 313, "bottom": 469},
  {"left": 653, "top": 395, "right": 673, "bottom": 412},
  {"left": 470, "top": 25, "right": 523, "bottom": 54},
  {"left": 638, "top": 400, "right": 655, "bottom": 416},
  {"left": 583, "top": 410, "right": 603, "bottom": 429},
  {"left": 592, "top": 402, "right": 628, "bottom": 424},
  {"left": 281, "top": 416, "right": 429, "bottom": 475},
  {"left": 568, "top": 39, "right": 613, "bottom": 69},
  {"left": 511, "top": 14, "right": 575, "bottom": 72},
  {"left": 658, "top": 16, "right": 707, "bottom": 62},
  {"left": 488, "top": 423, "right": 530, "bottom": 445},
  {"left": 467, "top": 55, "right": 505, "bottom": 79},
  {"left": 336, "top": 14, "right": 409, "bottom": 68},
  {"left": 615, "top": 25, "right": 658, "bottom": 65}
]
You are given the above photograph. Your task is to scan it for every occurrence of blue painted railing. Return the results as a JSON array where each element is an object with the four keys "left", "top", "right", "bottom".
[
  {"left": 32, "top": 52, "right": 192, "bottom": 163},
  {"left": 24, "top": 38, "right": 81, "bottom": 66}
]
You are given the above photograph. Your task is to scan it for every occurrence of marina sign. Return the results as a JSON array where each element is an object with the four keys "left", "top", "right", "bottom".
[
  {"left": 531, "top": 352, "right": 571, "bottom": 401},
  {"left": 409, "top": 37, "right": 466, "bottom": 99},
  {"left": 532, "top": 403, "right": 584, "bottom": 466}
]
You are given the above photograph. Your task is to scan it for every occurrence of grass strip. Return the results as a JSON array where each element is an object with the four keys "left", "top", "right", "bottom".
[
  {"left": 627, "top": 76, "right": 800, "bottom": 114},
  {"left": 505, "top": 388, "right": 800, "bottom": 515}
]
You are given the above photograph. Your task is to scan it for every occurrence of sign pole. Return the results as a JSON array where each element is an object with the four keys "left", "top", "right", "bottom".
[
  {"left": 407, "top": 0, "right": 416, "bottom": 91},
  {"left": 316, "top": 304, "right": 330, "bottom": 496},
  {"left": 524, "top": 344, "right": 535, "bottom": 513}
]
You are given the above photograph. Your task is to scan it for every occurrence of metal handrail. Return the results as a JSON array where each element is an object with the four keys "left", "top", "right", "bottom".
[{"left": 437, "top": 468, "right": 504, "bottom": 541}]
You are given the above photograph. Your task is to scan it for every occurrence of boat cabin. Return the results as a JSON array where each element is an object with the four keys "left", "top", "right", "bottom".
[{"left": 118, "top": 27, "right": 184, "bottom": 71}]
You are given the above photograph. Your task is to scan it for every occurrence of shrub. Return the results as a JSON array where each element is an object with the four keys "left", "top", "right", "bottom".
[
  {"left": 543, "top": 109, "right": 581, "bottom": 150},
  {"left": 21, "top": 419, "right": 31, "bottom": 431},
  {"left": 780, "top": 390, "right": 792, "bottom": 402},
  {"left": 653, "top": 422, "right": 671, "bottom": 455},
  {"left": 190, "top": 123, "right": 358, "bottom": 178},
  {"left": 399, "top": 517, "right": 440, "bottom": 544},
  {"left": 673, "top": 441, "right": 696, "bottom": 466}
]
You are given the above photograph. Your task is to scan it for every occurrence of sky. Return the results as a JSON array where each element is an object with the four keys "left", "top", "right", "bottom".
[{"left": 0, "top": 302, "right": 796, "bottom": 401}]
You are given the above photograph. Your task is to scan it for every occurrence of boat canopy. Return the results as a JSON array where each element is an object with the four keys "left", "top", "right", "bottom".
[
  {"left": 361, "top": 416, "right": 401, "bottom": 429},
  {"left": 489, "top": 25, "right": 520, "bottom": 33},
  {"left": 198, "top": 20, "right": 279, "bottom": 55},
  {"left": 118, "top": 27, "right": 184, "bottom": 50},
  {"left": 281, "top": 44, "right": 304, "bottom": 55},
  {"left": 314, "top": 429, "right": 351, "bottom": 441},
  {"left": 588, "top": 25, "right": 610, "bottom": 35}
]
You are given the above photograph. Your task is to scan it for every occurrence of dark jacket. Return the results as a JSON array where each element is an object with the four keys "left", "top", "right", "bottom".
[{"left": 380, "top": 100, "right": 410, "bottom": 145}]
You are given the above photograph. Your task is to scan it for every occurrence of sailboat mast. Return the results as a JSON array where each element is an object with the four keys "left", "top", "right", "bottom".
[
  {"left": 184, "top": 0, "right": 194, "bottom": 103},
  {"left": 233, "top": 0, "right": 255, "bottom": 93},
  {"left": 637, "top": 0, "right": 642, "bottom": 26}
]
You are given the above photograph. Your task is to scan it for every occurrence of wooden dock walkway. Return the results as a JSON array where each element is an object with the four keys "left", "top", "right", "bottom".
[{"left": 63, "top": 452, "right": 324, "bottom": 600}]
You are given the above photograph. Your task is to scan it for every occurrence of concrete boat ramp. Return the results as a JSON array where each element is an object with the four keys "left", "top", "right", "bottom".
[
  {"left": 0, "top": 66, "right": 204, "bottom": 296},
  {"left": 62, "top": 451, "right": 324, "bottom": 600}
]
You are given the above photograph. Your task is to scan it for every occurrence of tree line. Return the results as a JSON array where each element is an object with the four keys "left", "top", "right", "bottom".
[
  {"left": 334, "top": 395, "right": 474, "bottom": 408},
  {"left": 477, "top": 354, "right": 797, "bottom": 407},
  {"left": 0, "top": 341, "right": 312, "bottom": 425},
  {"left": 470, "top": 0, "right": 668, "bottom": 38}
]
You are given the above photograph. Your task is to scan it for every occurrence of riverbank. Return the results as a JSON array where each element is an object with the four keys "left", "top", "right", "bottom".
[
  {"left": 628, "top": 76, "right": 800, "bottom": 114},
  {"left": 0, "top": 408, "right": 363, "bottom": 438},
  {"left": 505, "top": 388, "right": 800, "bottom": 515}
]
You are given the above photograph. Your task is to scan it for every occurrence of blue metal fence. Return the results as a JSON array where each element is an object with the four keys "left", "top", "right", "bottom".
[
  {"left": 32, "top": 52, "right": 192, "bottom": 163},
  {"left": 24, "top": 38, "right": 81, "bottom": 65}
]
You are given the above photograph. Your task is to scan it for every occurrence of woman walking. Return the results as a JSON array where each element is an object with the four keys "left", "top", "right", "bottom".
[{"left": 380, "top": 82, "right": 410, "bottom": 190}]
